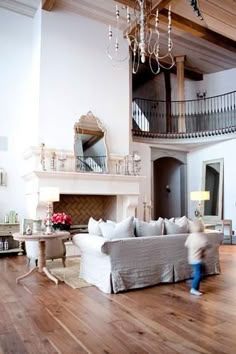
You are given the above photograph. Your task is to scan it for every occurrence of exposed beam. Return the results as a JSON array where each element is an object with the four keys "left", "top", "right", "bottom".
[
  {"left": 83, "top": 135, "right": 104, "bottom": 152},
  {"left": 115, "top": 0, "right": 170, "bottom": 11},
  {"left": 133, "top": 61, "right": 203, "bottom": 91},
  {"left": 152, "top": 0, "right": 172, "bottom": 12},
  {"left": 76, "top": 128, "right": 104, "bottom": 137},
  {"left": 42, "top": 0, "right": 56, "bottom": 11},
  {"left": 158, "top": 9, "right": 236, "bottom": 54}
]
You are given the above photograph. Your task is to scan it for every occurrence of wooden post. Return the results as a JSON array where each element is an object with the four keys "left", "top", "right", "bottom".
[{"left": 175, "top": 55, "right": 186, "bottom": 133}]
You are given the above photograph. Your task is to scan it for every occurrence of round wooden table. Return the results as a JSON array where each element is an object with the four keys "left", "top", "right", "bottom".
[{"left": 13, "top": 231, "right": 70, "bottom": 285}]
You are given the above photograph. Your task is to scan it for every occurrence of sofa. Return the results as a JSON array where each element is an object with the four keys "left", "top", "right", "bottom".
[{"left": 72, "top": 228, "right": 223, "bottom": 294}]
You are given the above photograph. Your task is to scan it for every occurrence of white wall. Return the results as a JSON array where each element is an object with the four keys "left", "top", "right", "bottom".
[
  {"left": 0, "top": 9, "right": 34, "bottom": 221},
  {"left": 199, "top": 68, "right": 236, "bottom": 97},
  {"left": 0, "top": 8, "right": 131, "bottom": 221},
  {"left": 38, "top": 10, "right": 130, "bottom": 155},
  {"left": 188, "top": 139, "right": 236, "bottom": 230}
]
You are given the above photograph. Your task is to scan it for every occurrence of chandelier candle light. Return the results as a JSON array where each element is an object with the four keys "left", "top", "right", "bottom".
[
  {"left": 107, "top": 1, "right": 174, "bottom": 74},
  {"left": 190, "top": 191, "right": 210, "bottom": 218},
  {"left": 40, "top": 187, "right": 60, "bottom": 234}
]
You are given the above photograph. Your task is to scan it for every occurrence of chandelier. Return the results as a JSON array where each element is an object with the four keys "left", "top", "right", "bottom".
[{"left": 106, "top": 0, "right": 175, "bottom": 74}]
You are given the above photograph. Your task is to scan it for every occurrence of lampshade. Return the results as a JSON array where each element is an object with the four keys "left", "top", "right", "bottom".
[
  {"left": 190, "top": 191, "right": 210, "bottom": 201},
  {"left": 40, "top": 187, "right": 60, "bottom": 202}
]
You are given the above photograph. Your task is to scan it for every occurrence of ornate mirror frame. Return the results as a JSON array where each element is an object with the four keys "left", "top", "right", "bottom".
[
  {"left": 74, "top": 111, "right": 109, "bottom": 173},
  {"left": 201, "top": 158, "right": 224, "bottom": 222}
]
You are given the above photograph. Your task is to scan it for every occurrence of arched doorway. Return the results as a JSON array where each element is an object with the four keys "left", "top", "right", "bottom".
[{"left": 153, "top": 157, "right": 186, "bottom": 219}]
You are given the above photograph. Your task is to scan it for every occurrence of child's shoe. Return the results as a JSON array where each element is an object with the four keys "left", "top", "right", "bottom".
[{"left": 190, "top": 288, "right": 203, "bottom": 296}]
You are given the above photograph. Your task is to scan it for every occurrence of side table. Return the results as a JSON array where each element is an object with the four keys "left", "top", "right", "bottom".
[{"left": 13, "top": 231, "right": 70, "bottom": 285}]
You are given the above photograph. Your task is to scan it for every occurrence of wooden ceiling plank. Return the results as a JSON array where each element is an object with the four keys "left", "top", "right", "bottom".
[
  {"left": 42, "top": 0, "right": 56, "bottom": 11},
  {"left": 151, "top": 0, "right": 172, "bottom": 12},
  {"left": 158, "top": 9, "right": 236, "bottom": 53}
]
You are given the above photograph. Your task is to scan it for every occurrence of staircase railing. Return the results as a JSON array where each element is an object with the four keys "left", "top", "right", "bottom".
[
  {"left": 76, "top": 156, "right": 107, "bottom": 173},
  {"left": 132, "top": 90, "right": 236, "bottom": 138}
]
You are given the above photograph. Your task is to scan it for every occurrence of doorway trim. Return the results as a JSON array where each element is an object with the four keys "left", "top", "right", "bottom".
[{"left": 150, "top": 148, "right": 188, "bottom": 219}]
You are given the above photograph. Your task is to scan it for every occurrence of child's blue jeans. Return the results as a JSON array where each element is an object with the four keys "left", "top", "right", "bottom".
[{"left": 191, "top": 262, "right": 203, "bottom": 290}]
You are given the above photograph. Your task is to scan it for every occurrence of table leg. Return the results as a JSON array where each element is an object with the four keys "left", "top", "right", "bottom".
[
  {"left": 16, "top": 267, "right": 38, "bottom": 284},
  {"left": 38, "top": 240, "right": 46, "bottom": 272},
  {"left": 18, "top": 241, "right": 24, "bottom": 256},
  {"left": 39, "top": 240, "right": 59, "bottom": 284},
  {"left": 43, "top": 267, "right": 59, "bottom": 285}
]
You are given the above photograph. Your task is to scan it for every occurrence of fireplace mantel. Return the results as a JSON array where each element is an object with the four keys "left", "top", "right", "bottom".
[{"left": 23, "top": 170, "right": 145, "bottom": 221}]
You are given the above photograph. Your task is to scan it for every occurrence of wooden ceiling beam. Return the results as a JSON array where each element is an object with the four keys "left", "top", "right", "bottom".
[
  {"left": 158, "top": 9, "right": 236, "bottom": 53},
  {"left": 42, "top": 0, "right": 56, "bottom": 11},
  {"left": 133, "top": 61, "right": 203, "bottom": 90},
  {"left": 83, "top": 135, "right": 103, "bottom": 152},
  {"left": 115, "top": 0, "right": 171, "bottom": 11}
]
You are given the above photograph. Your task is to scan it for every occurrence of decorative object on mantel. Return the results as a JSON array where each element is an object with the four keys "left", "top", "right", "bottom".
[
  {"left": 116, "top": 151, "right": 141, "bottom": 176},
  {"left": 58, "top": 153, "right": 67, "bottom": 171},
  {"left": 50, "top": 151, "right": 56, "bottom": 170},
  {"left": 40, "top": 187, "right": 60, "bottom": 234},
  {"left": 0, "top": 168, "right": 7, "bottom": 186},
  {"left": 40, "top": 143, "right": 46, "bottom": 171}
]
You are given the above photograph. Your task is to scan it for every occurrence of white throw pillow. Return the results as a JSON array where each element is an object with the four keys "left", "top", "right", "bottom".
[
  {"left": 88, "top": 217, "right": 103, "bottom": 236},
  {"left": 164, "top": 218, "right": 188, "bottom": 235},
  {"left": 100, "top": 216, "right": 135, "bottom": 240},
  {"left": 175, "top": 216, "right": 190, "bottom": 232},
  {"left": 136, "top": 219, "right": 164, "bottom": 237}
]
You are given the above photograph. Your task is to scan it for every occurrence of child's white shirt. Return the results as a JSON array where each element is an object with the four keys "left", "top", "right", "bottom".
[{"left": 185, "top": 232, "right": 208, "bottom": 264}]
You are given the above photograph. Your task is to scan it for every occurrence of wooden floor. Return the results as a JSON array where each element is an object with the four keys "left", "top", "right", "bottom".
[{"left": 0, "top": 246, "right": 236, "bottom": 354}]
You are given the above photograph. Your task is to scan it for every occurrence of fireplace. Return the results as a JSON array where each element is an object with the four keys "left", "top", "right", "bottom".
[
  {"left": 53, "top": 194, "right": 117, "bottom": 225},
  {"left": 23, "top": 169, "right": 144, "bottom": 223}
]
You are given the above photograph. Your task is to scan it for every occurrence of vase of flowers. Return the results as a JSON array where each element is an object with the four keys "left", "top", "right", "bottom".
[{"left": 51, "top": 212, "right": 73, "bottom": 231}]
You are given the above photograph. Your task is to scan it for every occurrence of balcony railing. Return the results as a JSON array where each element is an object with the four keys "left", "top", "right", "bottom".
[{"left": 132, "top": 91, "right": 236, "bottom": 138}]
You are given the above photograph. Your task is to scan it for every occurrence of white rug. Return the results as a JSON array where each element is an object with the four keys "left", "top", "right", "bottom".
[{"left": 46, "top": 257, "right": 92, "bottom": 289}]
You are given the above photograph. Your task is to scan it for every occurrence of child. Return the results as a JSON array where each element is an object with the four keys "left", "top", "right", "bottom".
[{"left": 185, "top": 220, "right": 208, "bottom": 296}]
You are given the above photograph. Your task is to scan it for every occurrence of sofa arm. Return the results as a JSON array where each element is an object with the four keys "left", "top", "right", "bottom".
[{"left": 72, "top": 233, "right": 106, "bottom": 256}]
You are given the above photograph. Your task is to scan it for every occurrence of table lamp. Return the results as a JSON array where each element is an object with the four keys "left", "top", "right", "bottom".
[
  {"left": 40, "top": 187, "right": 60, "bottom": 234},
  {"left": 190, "top": 190, "right": 210, "bottom": 217}
]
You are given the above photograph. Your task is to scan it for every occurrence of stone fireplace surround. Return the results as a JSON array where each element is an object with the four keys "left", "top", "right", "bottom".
[
  {"left": 23, "top": 147, "right": 144, "bottom": 224},
  {"left": 23, "top": 170, "right": 144, "bottom": 223}
]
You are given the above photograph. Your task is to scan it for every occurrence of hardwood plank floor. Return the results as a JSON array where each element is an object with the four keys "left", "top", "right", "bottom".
[{"left": 0, "top": 245, "right": 236, "bottom": 354}]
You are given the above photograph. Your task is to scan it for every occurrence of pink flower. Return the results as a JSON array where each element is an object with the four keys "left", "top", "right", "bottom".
[{"left": 51, "top": 212, "right": 73, "bottom": 226}]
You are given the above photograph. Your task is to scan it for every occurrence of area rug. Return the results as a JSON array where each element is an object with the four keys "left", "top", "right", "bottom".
[{"left": 46, "top": 257, "right": 92, "bottom": 289}]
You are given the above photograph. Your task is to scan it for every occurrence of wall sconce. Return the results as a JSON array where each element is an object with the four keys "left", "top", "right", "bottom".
[
  {"left": 190, "top": 190, "right": 210, "bottom": 217},
  {"left": 196, "top": 91, "right": 207, "bottom": 99},
  {"left": 165, "top": 185, "right": 171, "bottom": 193},
  {"left": 0, "top": 168, "right": 7, "bottom": 186}
]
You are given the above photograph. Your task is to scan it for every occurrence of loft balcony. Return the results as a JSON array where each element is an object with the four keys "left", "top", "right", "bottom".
[{"left": 132, "top": 91, "right": 236, "bottom": 140}]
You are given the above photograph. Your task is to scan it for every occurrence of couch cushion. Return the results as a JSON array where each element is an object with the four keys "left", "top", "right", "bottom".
[
  {"left": 164, "top": 218, "right": 188, "bottom": 235},
  {"left": 100, "top": 216, "right": 135, "bottom": 240},
  {"left": 136, "top": 219, "right": 164, "bottom": 237},
  {"left": 88, "top": 217, "right": 103, "bottom": 236},
  {"left": 175, "top": 216, "right": 190, "bottom": 232}
]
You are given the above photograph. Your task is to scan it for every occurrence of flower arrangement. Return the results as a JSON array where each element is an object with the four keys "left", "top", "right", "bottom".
[{"left": 51, "top": 212, "right": 73, "bottom": 230}]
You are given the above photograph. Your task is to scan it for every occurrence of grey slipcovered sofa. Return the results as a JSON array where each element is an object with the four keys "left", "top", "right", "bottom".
[{"left": 72, "top": 230, "right": 223, "bottom": 293}]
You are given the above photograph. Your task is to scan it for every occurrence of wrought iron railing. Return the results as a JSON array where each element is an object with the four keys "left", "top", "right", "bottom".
[
  {"left": 132, "top": 91, "right": 236, "bottom": 138},
  {"left": 76, "top": 156, "right": 107, "bottom": 173}
]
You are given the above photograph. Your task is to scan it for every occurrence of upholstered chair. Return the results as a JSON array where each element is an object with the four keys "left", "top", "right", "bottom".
[{"left": 25, "top": 239, "right": 66, "bottom": 267}]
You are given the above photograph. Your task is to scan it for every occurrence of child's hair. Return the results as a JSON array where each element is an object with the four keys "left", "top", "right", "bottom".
[{"left": 189, "top": 219, "right": 205, "bottom": 233}]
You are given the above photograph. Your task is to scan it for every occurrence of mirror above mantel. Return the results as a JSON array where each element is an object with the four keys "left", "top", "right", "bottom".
[{"left": 74, "top": 111, "right": 109, "bottom": 173}]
